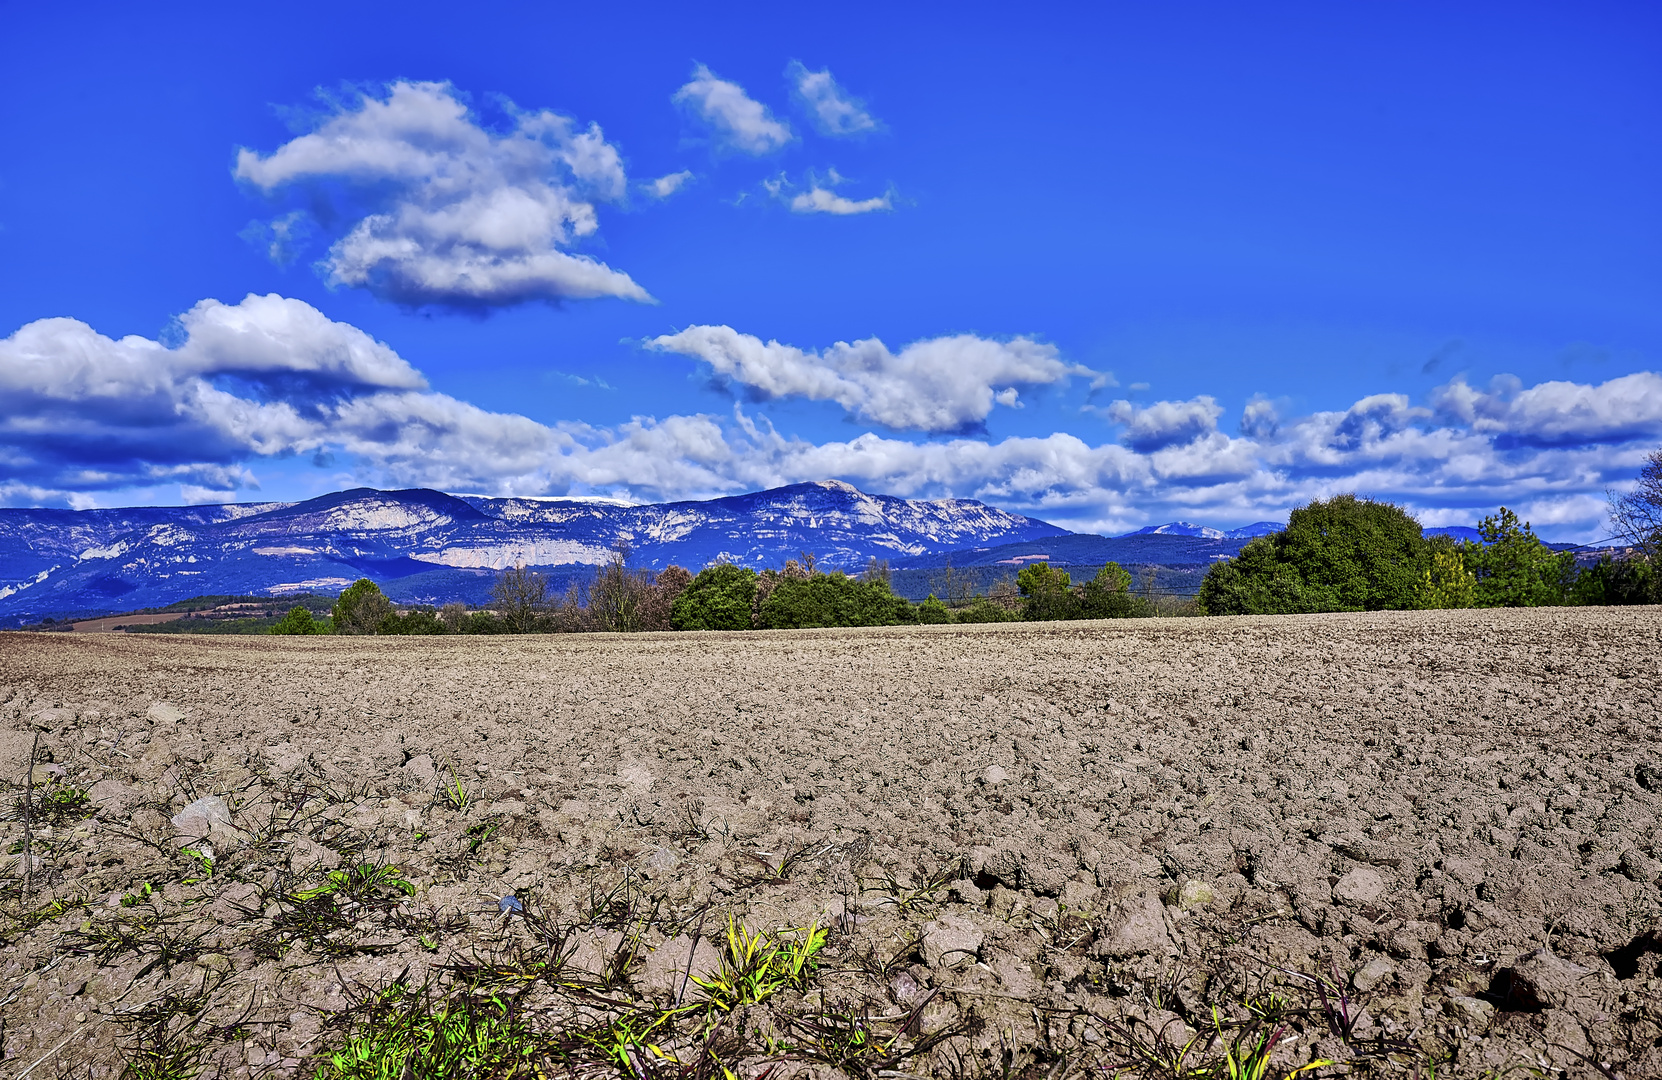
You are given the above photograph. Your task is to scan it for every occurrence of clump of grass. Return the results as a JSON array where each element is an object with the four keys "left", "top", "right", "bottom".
[
  {"left": 6, "top": 783, "right": 94, "bottom": 826},
  {"left": 293, "top": 861, "right": 416, "bottom": 906},
  {"left": 864, "top": 857, "right": 963, "bottom": 912},
  {"left": 317, "top": 981, "right": 550, "bottom": 1080},
  {"left": 0, "top": 893, "right": 87, "bottom": 943},
  {"left": 690, "top": 917, "right": 826, "bottom": 1012},
  {"left": 440, "top": 763, "right": 471, "bottom": 812}
]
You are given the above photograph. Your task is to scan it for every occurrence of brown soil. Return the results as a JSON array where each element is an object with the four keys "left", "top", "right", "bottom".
[
  {"left": 71, "top": 614, "right": 186, "bottom": 633},
  {"left": 2, "top": 608, "right": 1659, "bottom": 1079}
]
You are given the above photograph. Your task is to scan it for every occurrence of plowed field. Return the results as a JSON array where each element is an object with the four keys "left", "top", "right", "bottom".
[{"left": 2, "top": 608, "right": 1659, "bottom": 1078}]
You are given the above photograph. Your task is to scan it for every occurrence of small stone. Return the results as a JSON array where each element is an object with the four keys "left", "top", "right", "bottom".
[
  {"left": 643, "top": 847, "right": 681, "bottom": 873},
  {"left": 87, "top": 778, "right": 134, "bottom": 809},
  {"left": 1333, "top": 867, "right": 1388, "bottom": 905},
  {"left": 171, "top": 795, "right": 232, "bottom": 839},
  {"left": 921, "top": 913, "right": 984, "bottom": 967},
  {"left": 195, "top": 953, "right": 232, "bottom": 975},
  {"left": 1620, "top": 849, "right": 1661, "bottom": 884},
  {"left": 888, "top": 968, "right": 925, "bottom": 1005},
  {"left": 1445, "top": 994, "right": 1495, "bottom": 1027},
  {"left": 28, "top": 763, "right": 65, "bottom": 785},
  {"left": 1170, "top": 879, "right": 1214, "bottom": 911},
  {"left": 983, "top": 765, "right": 1010, "bottom": 786},
  {"left": 617, "top": 765, "right": 654, "bottom": 790},
  {"left": 402, "top": 754, "right": 437, "bottom": 788},
  {"left": 1352, "top": 956, "right": 1394, "bottom": 991},
  {"left": 147, "top": 702, "right": 185, "bottom": 725}
]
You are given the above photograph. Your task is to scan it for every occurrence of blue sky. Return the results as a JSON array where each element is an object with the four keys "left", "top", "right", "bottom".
[{"left": 1, "top": 1, "right": 1658, "bottom": 538}]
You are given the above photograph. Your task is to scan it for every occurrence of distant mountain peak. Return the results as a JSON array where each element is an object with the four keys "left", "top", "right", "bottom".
[{"left": 1122, "top": 521, "right": 1226, "bottom": 539}]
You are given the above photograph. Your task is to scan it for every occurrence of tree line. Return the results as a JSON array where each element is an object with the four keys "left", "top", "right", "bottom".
[
  {"left": 1197, "top": 448, "right": 1661, "bottom": 614},
  {"left": 270, "top": 547, "right": 1165, "bottom": 635}
]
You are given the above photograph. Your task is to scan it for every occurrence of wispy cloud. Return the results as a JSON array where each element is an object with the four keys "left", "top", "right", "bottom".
[
  {"left": 672, "top": 64, "right": 792, "bottom": 154},
  {"left": 234, "top": 80, "right": 650, "bottom": 308},
  {"left": 763, "top": 169, "right": 893, "bottom": 215},
  {"left": 786, "top": 61, "right": 879, "bottom": 136},
  {"left": 643, "top": 169, "right": 694, "bottom": 198}
]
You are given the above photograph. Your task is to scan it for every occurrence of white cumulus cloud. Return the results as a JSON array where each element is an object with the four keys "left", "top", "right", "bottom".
[
  {"left": 673, "top": 65, "right": 793, "bottom": 154},
  {"left": 234, "top": 80, "right": 650, "bottom": 308},
  {"left": 647, "top": 325, "right": 1091, "bottom": 432},
  {"left": 1431, "top": 371, "right": 1662, "bottom": 446},
  {"left": 786, "top": 61, "right": 879, "bottom": 136},
  {"left": 7, "top": 298, "right": 1662, "bottom": 541},
  {"left": 1104, "top": 396, "right": 1224, "bottom": 452}
]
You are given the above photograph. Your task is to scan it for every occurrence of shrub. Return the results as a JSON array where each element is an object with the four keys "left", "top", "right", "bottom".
[
  {"left": 1415, "top": 541, "right": 1476, "bottom": 609},
  {"left": 1198, "top": 537, "right": 1317, "bottom": 616},
  {"left": 332, "top": 579, "right": 394, "bottom": 635},
  {"left": 756, "top": 572, "right": 917, "bottom": 629},
  {"left": 916, "top": 594, "right": 953, "bottom": 624},
  {"left": 378, "top": 609, "right": 447, "bottom": 635},
  {"left": 952, "top": 599, "right": 1021, "bottom": 623},
  {"left": 1570, "top": 554, "right": 1658, "bottom": 606},
  {"left": 1465, "top": 508, "right": 1574, "bottom": 607},
  {"left": 671, "top": 564, "right": 759, "bottom": 631},
  {"left": 270, "top": 606, "right": 328, "bottom": 635},
  {"left": 438, "top": 602, "right": 471, "bottom": 632}
]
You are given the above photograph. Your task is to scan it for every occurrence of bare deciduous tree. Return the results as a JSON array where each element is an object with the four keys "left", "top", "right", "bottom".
[
  {"left": 638, "top": 564, "right": 692, "bottom": 631},
  {"left": 929, "top": 556, "right": 974, "bottom": 607},
  {"left": 492, "top": 563, "right": 548, "bottom": 633},
  {"left": 1610, "top": 446, "right": 1662, "bottom": 556},
  {"left": 591, "top": 540, "right": 653, "bottom": 632}
]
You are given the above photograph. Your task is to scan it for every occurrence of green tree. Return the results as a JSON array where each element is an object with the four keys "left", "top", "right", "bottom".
[
  {"left": 332, "top": 579, "right": 393, "bottom": 635},
  {"left": 1415, "top": 541, "right": 1476, "bottom": 609},
  {"left": 1016, "top": 562, "right": 1076, "bottom": 621},
  {"left": 1277, "top": 495, "right": 1428, "bottom": 610},
  {"left": 1570, "top": 555, "right": 1657, "bottom": 606},
  {"left": 670, "top": 564, "right": 759, "bottom": 631},
  {"left": 269, "top": 606, "right": 328, "bottom": 635},
  {"left": 1198, "top": 496, "right": 1430, "bottom": 615},
  {"left": 1077, "top": 561, "right": 1150, "bottom": 619},
  {"left": 756, "top": 572, "right": 917, "bottom": 629},
  {"left": 1197, "top": 538, "right": 1311, "bottom": 615},
  {"left": 916, "top": 594, "right": 953, "bottom": 624},
  {"left": 1464, "top": 507, "right": 1574, "bottom": 607}
]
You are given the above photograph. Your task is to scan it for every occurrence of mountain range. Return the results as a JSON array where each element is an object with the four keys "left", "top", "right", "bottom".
[
  {"left": 0, "top": 481, "right": 1072, "bottom": 622},
  {"left": 0, "top": 481, "right": 1510, "bottom": 624}
]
